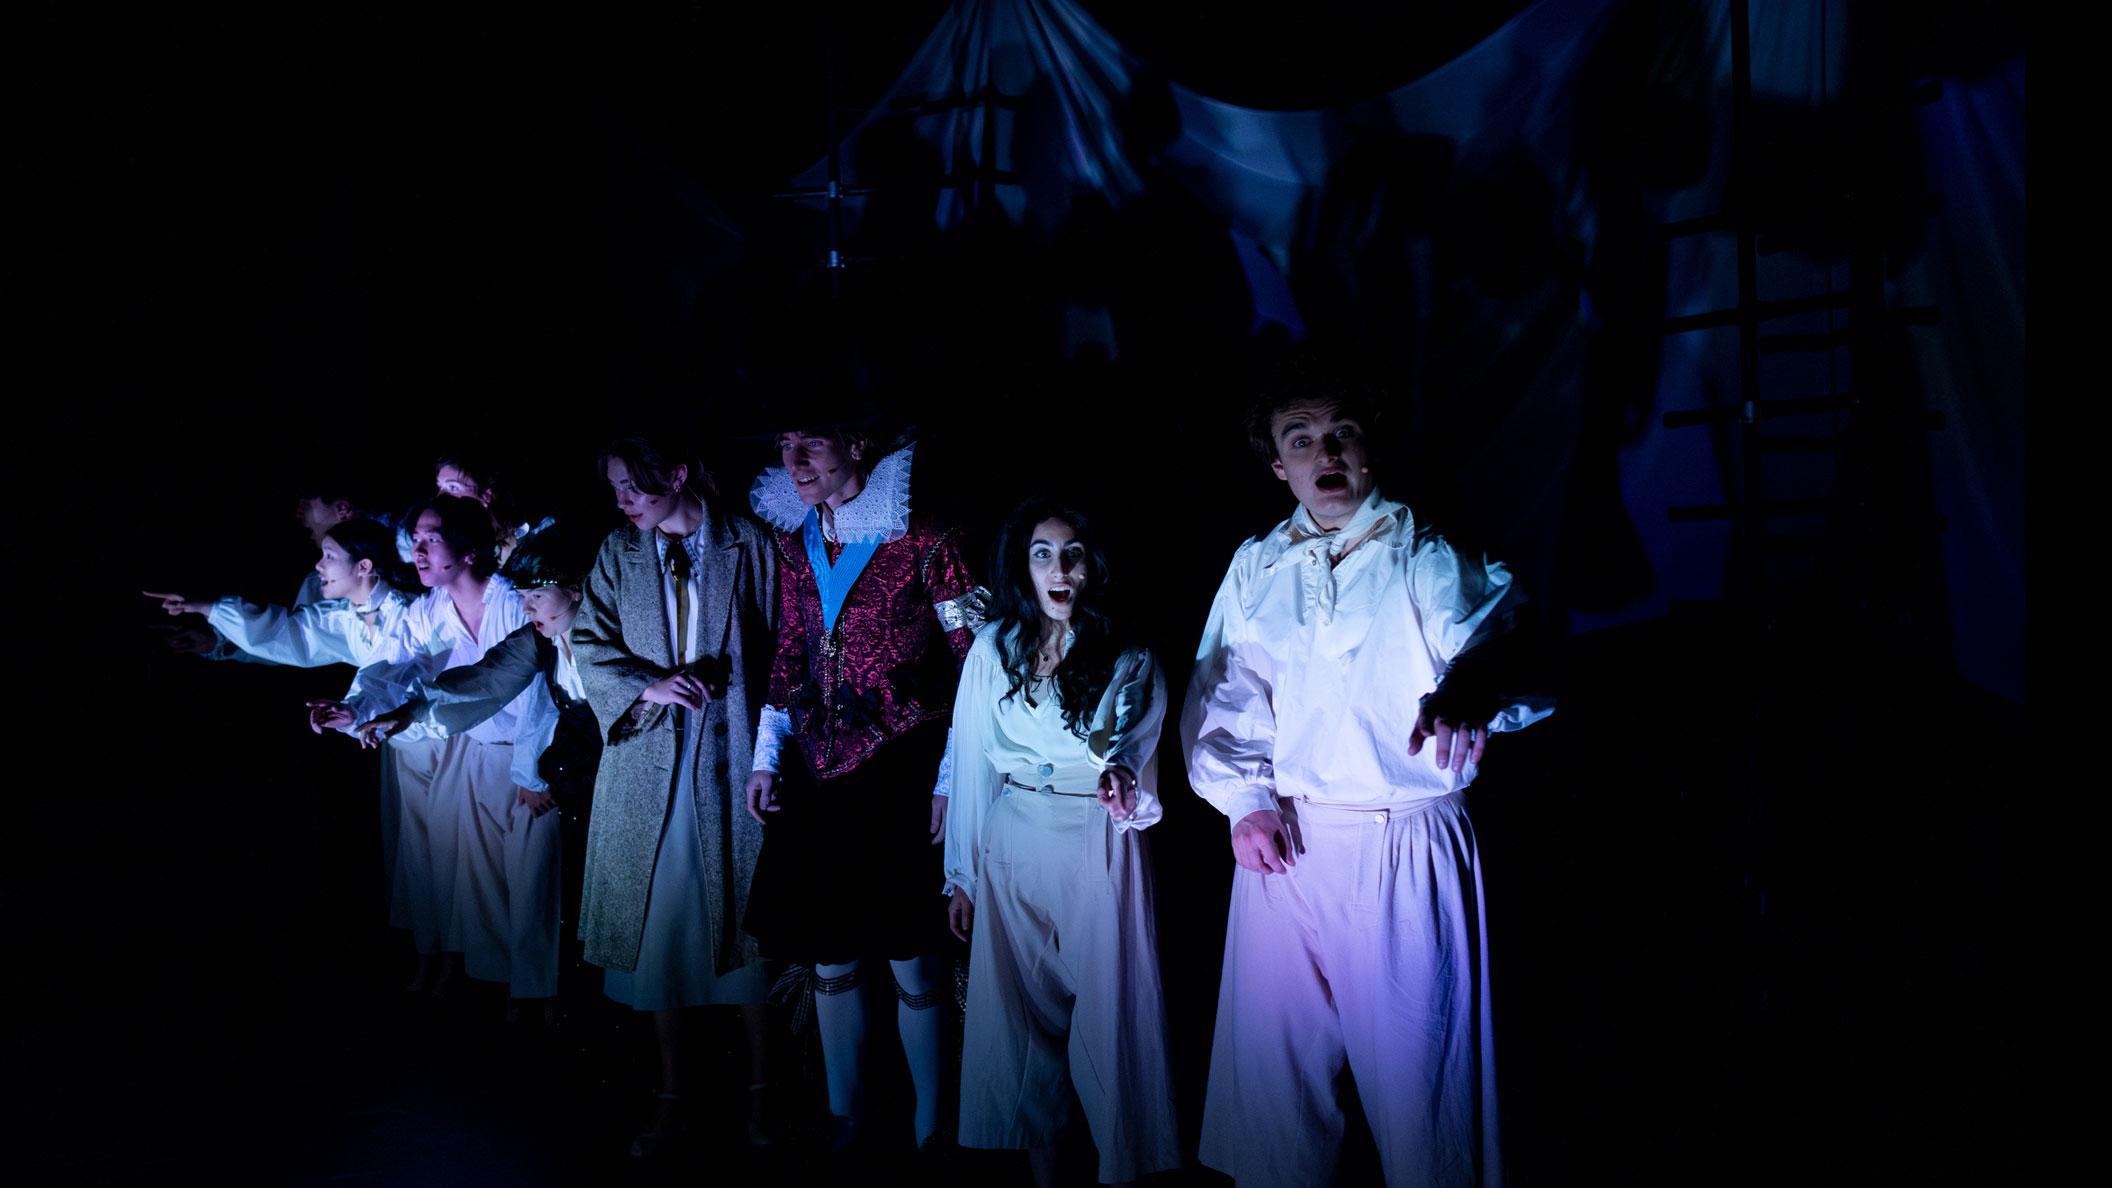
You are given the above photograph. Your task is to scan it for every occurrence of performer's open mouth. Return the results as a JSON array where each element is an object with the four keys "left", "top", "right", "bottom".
[
  {"left": 1047, "top": 587, "right": 1073, "bottom": 606},
  {"left": 1315, "top": 472, "right": 1349, "bottom": 492}
]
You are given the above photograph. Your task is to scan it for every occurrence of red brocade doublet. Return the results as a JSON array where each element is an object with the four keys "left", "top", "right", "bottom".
[{"left": 767, "top": 516, "right": 977, "bottom": 780}]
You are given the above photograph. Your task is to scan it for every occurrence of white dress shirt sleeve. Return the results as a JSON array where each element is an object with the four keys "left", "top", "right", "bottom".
[
  {"left": 340, "top": 598, "right": 429, "bottom": 732},
  {"left": 206, "top": 598, "right": 357, "bottom": 668},
  {"left": 751, "top": 705, "right": 794, "bottom": 774},
  {"left": 942, "top": 633, "right": 1006, "bottom": 902},
  {"left": 1181, "top": 546, "right": 1282, "bottom": 828},
  {"left": 1099, "top": 648, "right": 1169, "bottom": 833},
  {"left": 509, "top": 681, "right": 559, "bottom": 792},
  {"left": 1410, "top": 538, "right": 1552, "bottom": 733}
]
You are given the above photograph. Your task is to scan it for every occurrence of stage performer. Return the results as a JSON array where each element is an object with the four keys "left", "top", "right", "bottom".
[
  {"left": 568, "top": 434, "right": 781, "bottom": 1159},
  {"left": 1182, "top": 364, "right": 1549, "bottom": 1188},
  {"left": 358, "top": 520, "right": 601, "bottom": 1023},
  {"left": 742, "top": 414, "right": 978, "bottom": 1156},
  {"left": 943, "top": 497, "right": 1179, "bottom": 1186},
  {"left": 312, "top": 494, "right": 534, "bottom": 1000}
]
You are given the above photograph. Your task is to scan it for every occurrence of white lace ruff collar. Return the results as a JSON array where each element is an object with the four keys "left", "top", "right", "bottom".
[{"left": 749, "top": 443, "right": 915, "bottom": 544}]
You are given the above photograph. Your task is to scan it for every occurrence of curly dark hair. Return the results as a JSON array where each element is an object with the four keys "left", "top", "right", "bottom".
[
  {"left": 1242, "top": 350, "right": 1390, "bottom": 461},
  {"left": 985, "top": 497, "right": 1125, "bottom": 739}
]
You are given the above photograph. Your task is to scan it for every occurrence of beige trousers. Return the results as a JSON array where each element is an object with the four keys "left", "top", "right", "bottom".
[
  {"left": 959, "top": 790, "right": 1181, "bottom": 1183},
  {"left": 387, "top": 735, "right": 454, "bottom": 954},
  {"left": 447, "top": 737, "right": 561, "bottom": 997},
  {"left": 1200, "top": 794, "right": 1500, "bottom": 1188}
]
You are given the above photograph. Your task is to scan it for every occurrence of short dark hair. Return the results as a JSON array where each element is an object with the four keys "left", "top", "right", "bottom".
[
  {"left": 295, "top": 474, "right": 373, "bottom": 514},
  {"left": 410, "top": 494, "right": 498, "bottom": 579},
  {"left": 434, "top": 451, "right": 501, "bottom": 497},
  {"left": 596, "top": 433, "right": 716, "bottom": 500},
  {"left": 499, "top": 520, "right": 596, "bottom": 593},
  {"left": 321, "top": 516, "right": 412, "bottom": 589},
  {"left": 1243, "top": 353, "right": 1390, "bottom": 461}
]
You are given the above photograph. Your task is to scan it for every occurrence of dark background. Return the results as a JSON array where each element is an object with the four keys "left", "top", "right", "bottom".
[{"left": 31, "top": 2, "right": 2022, "bottom": 1183}]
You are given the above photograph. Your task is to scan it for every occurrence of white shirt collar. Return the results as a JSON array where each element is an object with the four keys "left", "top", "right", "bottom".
[
  {"left": 651, "top": 526, "right": 704, "bottom": 572},
  {"left": 1261, "top": 488, "right": 1410, "bottom": 569},
  {"left": 349, "top": 581, "right": 404, "bottom": 615}
]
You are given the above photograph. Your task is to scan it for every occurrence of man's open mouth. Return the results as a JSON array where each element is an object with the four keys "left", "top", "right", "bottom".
[{"left": 1315, "top": 472, "right": 1350, "bottom": 492}]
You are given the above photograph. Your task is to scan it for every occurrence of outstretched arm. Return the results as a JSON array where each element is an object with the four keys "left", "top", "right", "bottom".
[{"left": 1407, "top": 538, "right": 1555, "bottom": 769}]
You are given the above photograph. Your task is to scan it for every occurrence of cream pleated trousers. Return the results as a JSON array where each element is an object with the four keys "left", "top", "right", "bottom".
[
  {"left": 377, "top": 736, "right": 402, "bottom": 917},
  {"left": 959, "top": 790, "right": 1180, "bottom": 1183},
  {"left": 1199, "top": 793, "right": 1500, "bottom": 1188},
  {"left": 445, "top": 736, "right": 562, "bottom": 998},
  {"left": 387, "top": 735, "right": 454, "bottom": 954}
]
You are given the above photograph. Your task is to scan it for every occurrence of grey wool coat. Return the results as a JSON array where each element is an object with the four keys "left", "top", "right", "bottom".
[{"left": 571, "top": 506, "right": 778, "bottom": 975}]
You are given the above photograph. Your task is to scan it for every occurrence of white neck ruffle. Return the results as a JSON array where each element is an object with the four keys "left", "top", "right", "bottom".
[{"left": 749, "top": 442, "right": 915, "bottom": 544}]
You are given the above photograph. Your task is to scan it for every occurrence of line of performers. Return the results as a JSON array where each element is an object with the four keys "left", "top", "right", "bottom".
[{"left": 147, "top": 371, "right": 1549, "bottom": 1187}]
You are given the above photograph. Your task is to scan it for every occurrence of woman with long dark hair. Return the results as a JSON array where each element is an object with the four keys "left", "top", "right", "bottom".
[{"left": 943, "top": 497, "right": 1179, "bottom": 1186}]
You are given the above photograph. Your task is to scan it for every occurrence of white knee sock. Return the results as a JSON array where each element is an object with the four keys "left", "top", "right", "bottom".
[
  {"left": 813, "top": 961, "right": 866, "bottom": 1121},
  {"left": 891, "top": 955, "right": 945, "bottom": 1145}
]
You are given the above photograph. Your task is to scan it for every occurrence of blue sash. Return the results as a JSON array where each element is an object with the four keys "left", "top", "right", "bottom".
[{"left": 805, "top": 508, "right": 881, "bottom": 633}]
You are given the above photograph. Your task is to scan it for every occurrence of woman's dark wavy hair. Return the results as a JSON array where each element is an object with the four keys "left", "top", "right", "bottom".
[
  {"left": 986, "top": 497, "right": 1124, "bottom": 738},
  {"left": 322, "top": 516, "right": 413, "bottom": 591},
  {"left": 410, "top": 494, "right": 498, "bottom": 579}
]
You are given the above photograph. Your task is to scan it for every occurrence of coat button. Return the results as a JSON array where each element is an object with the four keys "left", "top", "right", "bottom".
[
  {"left": 713, "top": 721, "right": 729, "bottom": 737},
  {"left": 1037, "top": 763, "right": 1054, "bottom": 777},
  {"left": 1040, "top": 785, "right": 1055, "bottom": 795},
  {"left": 714, "top": 761, "right": 730, "bottom": 778}
]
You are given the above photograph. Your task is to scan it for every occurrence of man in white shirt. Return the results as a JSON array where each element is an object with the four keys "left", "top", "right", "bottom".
[{"left": 1183, "top": 364, "right": 1548, "bottom": 1188}]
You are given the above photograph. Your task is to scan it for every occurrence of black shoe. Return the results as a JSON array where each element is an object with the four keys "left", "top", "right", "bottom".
[{"left": 628, "top": 1093, "right": 691, "bottom": 1161}]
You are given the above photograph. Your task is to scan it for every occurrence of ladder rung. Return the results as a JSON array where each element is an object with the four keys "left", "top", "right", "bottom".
[
  {"left": 773, "top": 187, "right": 878, "bottom": 201},
  {"left": 1661, "top": 291, "right": 1854, "bottom": 335},
  {"left": 1668, "top": 498, "right": 1835, "bottom": 523},
  {"left": 1659, "top": 213, "right": 1735, "bottom": 238},
  {"left": 1757, "top": 435, "right": 1843, "bottom": 453},
  {"left": 1663, "top": 393, "right": 1854, "bottom": 428},
  {"left": 1670, "top": 501, "right": 1951, "bottom": 530},
  {"left": 1663, "top": 400, "right": 1945, "bottom": 432},
  {"left": 1760, "top": 327, "right": 1853, "bottom": 353},
  {"left": 1755, "top": 305, "right": 1938, "bottom": 352}
]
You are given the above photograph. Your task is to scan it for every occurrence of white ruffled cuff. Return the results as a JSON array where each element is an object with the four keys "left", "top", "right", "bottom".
[{"left": 751, "top": 704, "right": 794, "bottom": 774}]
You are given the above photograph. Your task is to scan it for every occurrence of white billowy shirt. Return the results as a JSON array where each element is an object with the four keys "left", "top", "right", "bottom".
[
  {"left": 1182, "top": 489, "right": 1551, "bottom": 826},
  {"left": 205, "top": 581, "right": 412, "bottom": 669},
  {"left": 203, "top": 571, "right": 326, "bottom": 664},
  {"left": 942, "top": 625, "right": 1168, "bottom": 901},
  {"left": 208, "top": 581, "right": 435, "bottom": 742},
  {"left": 350, "top": 576, "right": 535, "bottom": 744}
]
